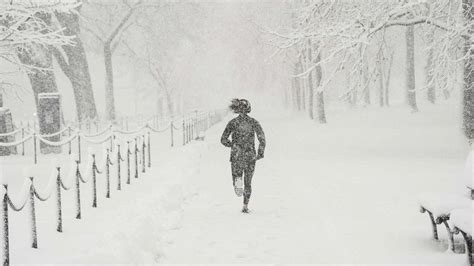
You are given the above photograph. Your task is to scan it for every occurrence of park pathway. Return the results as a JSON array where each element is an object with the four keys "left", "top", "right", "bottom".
[{"left": 159, "top": 111, "right": 466, "bottom": 264}]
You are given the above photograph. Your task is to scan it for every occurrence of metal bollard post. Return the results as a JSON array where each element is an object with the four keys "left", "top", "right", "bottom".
[
  {"left": 182, "top": 120, "right": 185, "bottom": 146},
  {"left": 142, "top": 135, "right": 146, "bottom": 173},
  {"left": 3, "top": 186, "right": 10, "bottom": 266},
  {"left": 170, "top": 122, "right": 174, "bottom": 147},
  {"left": 28, "top": 178, "right": 38, "bottom": 248},
  {"left": 127, "top": 142, "right": 131, "bottom": 184},
  {"left": 75, "top": 161, "right": 81, "bottom": 219},
  {"left": 106, "top": 149, "right": 111, "bottom": 198},
  {"left": 92, "top": 155, "right": 98, "bottom": 208},
  {"left": 55, "top": 168, "right": 62, "bottom": 232},
  {"left": 186, "top": 119, "right": 191, "bottom": 144},
  {"left": 134, "top": 138, "right": 138, "bottom": 179}
]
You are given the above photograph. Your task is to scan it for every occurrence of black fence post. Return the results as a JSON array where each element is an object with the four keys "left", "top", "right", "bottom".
[
  {"left": 134, "top": 138, "right": 139, "bottom": 179},
  {"left": 142, "top": 135, "right": 146, "bottom": 173},
  {"left": 3, "top": 185, "right": 9, "bottom": 266},
  {"left": 106, "top": 149, "right": 111, "bottom": 198},
  {"left": 127, "top": 142, "right": 131, "bottom": 184},
  {"left": 92, "top": 155, "right": 98, "bottom": 208},
  {"left": 170, "top": 122, "right": 174, "bottom": 147},
  {"left": 29, "top": 177, "right": 38, "bottom": 248},
  {"left": 55, "top": 167, "right": 62, "bottom": 232},
  {"left": 75, "top": 161, "right": 81, "bottom": 219},
  {"left": 182, "top": 119, "right": 185, "bottom": 146},
  {"left": 186, "top": 119, "right": 189, "bottom": 144}
]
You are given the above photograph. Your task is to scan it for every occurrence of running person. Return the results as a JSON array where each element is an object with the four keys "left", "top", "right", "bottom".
[{"left": 221, "top": 99, "right": 265, "bottom": 213}]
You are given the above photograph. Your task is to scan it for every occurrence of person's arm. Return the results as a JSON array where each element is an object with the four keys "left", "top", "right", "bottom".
[
  {"left": 220, "top": 121, "right": 233, "bottom": 147},
  {"left": 254, "top": 120, "right": 266, "bottom": 159}
]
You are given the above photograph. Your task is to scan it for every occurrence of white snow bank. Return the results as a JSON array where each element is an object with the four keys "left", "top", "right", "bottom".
[
  {"left": 450, "top": 208, "right": 473, "bottom": 236},
  {"left": 419, "top": 193, "right": 471, "bottom": 218}
]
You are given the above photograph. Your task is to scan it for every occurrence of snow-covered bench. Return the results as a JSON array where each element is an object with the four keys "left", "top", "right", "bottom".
[
  {"left": 419, "top": 194, "right": 470, "bottom": 251},
  {"left": 450, "top": 209, "right": 473, "bottom": 264}
]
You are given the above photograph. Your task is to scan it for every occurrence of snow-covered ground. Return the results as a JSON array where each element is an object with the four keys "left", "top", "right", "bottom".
[{"left": 1, "top": 103, "right": 471, "bottom": 264}]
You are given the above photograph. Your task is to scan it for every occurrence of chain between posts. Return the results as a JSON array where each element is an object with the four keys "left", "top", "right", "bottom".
[{"left": 0, "top": 110, "right": 227, "bottom": 266}]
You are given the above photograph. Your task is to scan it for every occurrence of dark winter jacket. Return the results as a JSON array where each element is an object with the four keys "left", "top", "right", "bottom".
[{"left": 221, "top": 114, "right": 266, "bottom": 162}]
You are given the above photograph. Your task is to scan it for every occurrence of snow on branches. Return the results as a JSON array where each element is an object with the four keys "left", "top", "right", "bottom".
[
  {"left": 0, "top": 0, "right": 79, "bottom": 71},
  {"left": 269, "top": 0, "right": 472, "bottom": 98}
]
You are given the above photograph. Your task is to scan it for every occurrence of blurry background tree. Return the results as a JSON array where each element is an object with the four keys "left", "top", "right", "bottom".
[
  {"left": 263, "top": 0, "right": 472, "bottom": 141},
  {"left": 1, "top": 0, "right": 79, "bottom": 129}
]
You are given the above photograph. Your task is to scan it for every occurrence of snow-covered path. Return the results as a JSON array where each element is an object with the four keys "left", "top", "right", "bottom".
[
  {"left": 9, "top": 106, "right": 470, "bottom": 264},
  {"left": 160, "top": 108, "right": 469, "bottom": 264}
]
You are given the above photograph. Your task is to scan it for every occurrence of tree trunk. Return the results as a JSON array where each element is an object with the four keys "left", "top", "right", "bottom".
[
  {"left": 314, "top": 53, "right": 326, "bottom": 123},
  {"left": 301, "top": 78, "right": 306, "bottom": 110},
  {"left": 385, "top": 53, "right": 393, "bottom": 106},
  {"left": 104, "top": 44, "right": 116, "bottom": 121},
  {"left": 425, "top": 29, "right": 436, "bottom": 104},
  {"left": 16, "top": 13, "right": 59, "bottom": 112},
  {"left": 300, "top": 55, "right": 306, "bottom": 111},
  {"left": 406, "top": 25, "right": 418, "bottom": 112},
  {"left": 361, "top": 45, "right": 370, "bottom": 106},
  {"left": 307, "top": 41, "right": 315, "bottom": 119},
  {"left": 377, "top": 55, "right": 385, "bottom": 107},
  {"left": 307, "top": 72, "right": 314, "bottom": 119},
  {"left": 295, "top": 60, "right": 303, "bottom": 111},
  {"left": 18, "top": 46, "right": 59, "bottom": 109},
  {"left": 18, "top": 43, "right": 60, "bottom": 154},
  {"left": 54, "top": 10, "right": 98, "bottom": 122},
  {"left": 462, "top": 0, "right": 473, "bottom": 141}
]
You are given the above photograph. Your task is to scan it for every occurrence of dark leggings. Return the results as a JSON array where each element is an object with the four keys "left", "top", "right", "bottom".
[{"left": 231, "top": 159, "right": 256, "bottom": 204}]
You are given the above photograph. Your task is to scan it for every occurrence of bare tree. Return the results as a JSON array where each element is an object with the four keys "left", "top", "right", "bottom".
[
  {"left": 1, "top": 0, "right": 78, "bottom": 128},
  {"left": 425, "top": 29, "right": 436, "bottom": 104},
  {"left": 462, "top": 0, "right": 473, "bottom": 141},
  {"left": 406, "top": 24, "right": 418, "bottom": 112},
  {"left": 80, "top": 0, "right": 145, "bottom": 121},
  {"left": 52, "top": 4, "right": 98, "bottom": 122},
  {"left": 265, "top": 0, "right": 471, "bottom": 138}
]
